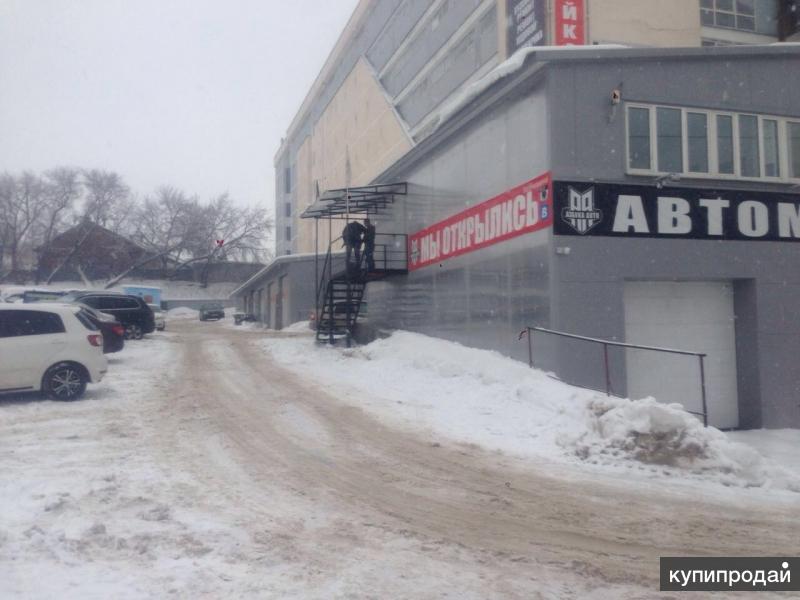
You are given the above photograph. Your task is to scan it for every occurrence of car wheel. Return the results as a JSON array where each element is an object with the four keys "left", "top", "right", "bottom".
[
  {"left": 125, "top": 324, "right": 143, "bottom": 340},
  {"left": 43, "top": 363, "right": 87, "bottom": 401}
]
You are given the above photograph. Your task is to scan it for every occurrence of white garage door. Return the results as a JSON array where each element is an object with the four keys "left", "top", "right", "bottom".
[{"left": 624, "top": 281, "right": 739, "bottom": 429}]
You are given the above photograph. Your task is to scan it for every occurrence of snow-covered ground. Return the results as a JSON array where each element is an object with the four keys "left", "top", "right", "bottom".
[
  {"left": 257, "top": 330, "right": 800, "bottom": 497},
  {"left": 0, "top": 334, "right": 269, "bottom": 598},
  {"left": 2, "top": 322, "right": 797, "bottom": 598}
]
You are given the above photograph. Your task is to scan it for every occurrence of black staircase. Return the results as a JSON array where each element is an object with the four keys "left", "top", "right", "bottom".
[{"left": 315, "top": 233, "right": 407, "bottom": 345}]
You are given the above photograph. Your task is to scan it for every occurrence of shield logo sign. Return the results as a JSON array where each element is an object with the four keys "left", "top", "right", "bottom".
[{"left": 561, "top": 186, "right": 602, "bottom": 234}]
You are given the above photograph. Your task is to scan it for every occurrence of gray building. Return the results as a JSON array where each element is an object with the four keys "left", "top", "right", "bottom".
[
  {"left": 230, "top": 253, "right": 344, "bottom": 330},
  {"left": 346, "top": 44, "right": 800, "bottom": 430}
]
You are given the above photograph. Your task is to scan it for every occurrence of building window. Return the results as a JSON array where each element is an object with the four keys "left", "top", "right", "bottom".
[
  {"left": 701, "top": 0, "right": 756, "bottom": 32},
  {"left": 687, "top": 112, "right": 709, "bottom": 173},
  {"left": 626, "top": 104, "right": 799, "bottom": 183},
  {"left": 738, "top": 114, "right": 760, "bottom": 177},
  {"left": 284, "top": 166, "right": 292, "bottom": 194},
  {"left": 789, "top": 122, "right": 800, "bottom": 179},
  {"left": 762, "top": 119, "right": 780, "bottom": 177},
  {"left": 628, "top": 107, "right": 651, "bottom": 170},
  {"left": 657, "top": 108, "right": 683, "bottom": 173},
  {"left": 285, "top": 226, "right": 291, "bottom": 241},
  {"left": 284, "top": 203, "right": 291, "bottom": 218},
  {"left": 716, "top": 114, "right": 735, "bottom": 174}
]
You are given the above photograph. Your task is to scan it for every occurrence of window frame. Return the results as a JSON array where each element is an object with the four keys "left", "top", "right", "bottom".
[
  {"left": 625, "top": 103, "right": 800, "bottom": 184},
  {"left": 701, "top": 0, "right": 758, "bottom": 33}
]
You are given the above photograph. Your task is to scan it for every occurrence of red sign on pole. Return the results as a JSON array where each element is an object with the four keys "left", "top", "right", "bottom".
[
  {"left": 407, "top": 172, "right": 552, "bottom": 271},
  {"left": 555, "top": 0, "right": 586, "bottom": 46}
]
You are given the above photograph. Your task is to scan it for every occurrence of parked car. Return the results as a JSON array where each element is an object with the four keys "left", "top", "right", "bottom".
[
  {"left": 60, "top": 292, "right": 155, "bottom": 340},
  {"left": 76, "top": 303, "right": 125, "bottom": 353},
  {"left": 0, "top": 303, "right": 108, "bottom": 400},
  {"left": 22, "top": 289, "right": 69, "bottom": 303},
  {"left": 148, "top": 304, "right": 166, "bottom": 331},
  {"left": 199, "top": 303, "right": 225, "bottom": 321}
]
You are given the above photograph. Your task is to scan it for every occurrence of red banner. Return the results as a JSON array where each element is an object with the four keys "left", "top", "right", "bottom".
[
  {"left": 408, "top": 172, "right": 552, "bottom": 271},
  {"left": 555, "top": 0, "right": 586, "bottom": 46}
]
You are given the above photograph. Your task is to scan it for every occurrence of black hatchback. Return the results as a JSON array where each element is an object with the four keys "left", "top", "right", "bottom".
[{"left": 62, "top": 292, "right": 155, "bottom": 339}]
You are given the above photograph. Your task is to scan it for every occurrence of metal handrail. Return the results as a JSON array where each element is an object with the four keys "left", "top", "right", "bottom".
[{"left": 519, "top": 325, "right": 709, "bottom": 427}]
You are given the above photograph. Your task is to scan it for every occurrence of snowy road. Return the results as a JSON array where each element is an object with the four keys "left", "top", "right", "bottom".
[
  {"left": 2, "top": 320, "right": 798, "bottom": 598},
  {"left": 164, "top": 322, "right": 799, "bottom": 597}
]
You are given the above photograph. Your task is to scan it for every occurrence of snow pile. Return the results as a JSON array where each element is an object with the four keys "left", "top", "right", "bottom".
[
  {"left": 283, "top": 320, "right": 313, "bottom": 333},
  {"left": 258, "top": 330, "right": 800, "bottom": 492},
  {"left": 166, "top": 307, "right": 198, "bottom": 319},
  {"left": 575, "top": 396, "right": 797, "bottom": 489},
  {"left": 429, "top": 44, "right": 628, "bottom": 135}
]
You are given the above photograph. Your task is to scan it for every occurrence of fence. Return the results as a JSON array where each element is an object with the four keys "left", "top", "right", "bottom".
[{"left": 519, "top": 326, "right": 709, "bottom": 427}]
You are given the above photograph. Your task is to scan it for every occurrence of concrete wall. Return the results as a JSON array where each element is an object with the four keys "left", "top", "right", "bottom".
[{"left": 587, "top": 0, "right": 701, "bottom": 46}]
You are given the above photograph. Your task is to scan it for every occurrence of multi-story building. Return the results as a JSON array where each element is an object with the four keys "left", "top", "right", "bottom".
[
  {"left": 238, "top": 1, "right": 800, "bottom": 430},
  {"left": 274, "top": 0, "right": 797, "bottom": 256}
]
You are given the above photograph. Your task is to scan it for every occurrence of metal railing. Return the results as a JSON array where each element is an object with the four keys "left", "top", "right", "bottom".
[
  {"left": 519, "top": 326, "right": 709, "bottom": 427},
  {"left": 370, "top": 233, "right": 408, "bottom": 271}
]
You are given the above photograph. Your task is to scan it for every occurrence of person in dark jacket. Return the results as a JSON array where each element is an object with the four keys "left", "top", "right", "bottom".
[
  {"left": 342, "top": 220, "right": 366, "bottom": 268},
  {"left": 363, "top": 218, "right": 376, "bottom": 272}
]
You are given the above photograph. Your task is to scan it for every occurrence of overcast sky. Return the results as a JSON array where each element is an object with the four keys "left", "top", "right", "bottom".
[{"left": 0, "top": 0, "right": 359, "bottom": 216}]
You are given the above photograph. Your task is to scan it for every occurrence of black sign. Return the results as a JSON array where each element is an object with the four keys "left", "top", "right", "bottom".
[
  {"left": 506, "top": 0, "right": 545, "bottom": 55},
  {"left": 554, "top": 181, "right": 800, "bottom": 242}
]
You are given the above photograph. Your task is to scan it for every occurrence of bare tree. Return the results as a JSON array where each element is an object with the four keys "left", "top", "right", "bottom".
[
  {"left": 82, "top": 169, "right": 133, "bottom": 233},
  {"left": 0, "top": 171, "right": 48, "bottom": 277},
  {"left": 102, "top": 186, "right": 202, "bottom": 289},
  {"left": 0, "top": 174, "right": 13, "bottom": 274},
  {"left": 40, "top": 167, "right": 82, "bottom": 247},
  {"left": 132, "top": 186, "right": 199, "bottom": 267},
  {"left": 176, "top": 193, "right": 273, "bottom": 285}
]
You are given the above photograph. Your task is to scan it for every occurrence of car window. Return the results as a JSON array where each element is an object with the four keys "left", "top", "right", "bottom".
[
  {"left": 80, "top": 296, "right": 102, "bottom": 309},
  {"left": 0, "top": 309, "right": 66, "bottom": 337},
  {"left": 96, "top": 296, "right": 123, "bottom": 310},
  {"left": 75, "top": 309, "right": 99, "bottom": 331},
  {"left": 122, "top": 297, "right": 140, "bottom": 309}
]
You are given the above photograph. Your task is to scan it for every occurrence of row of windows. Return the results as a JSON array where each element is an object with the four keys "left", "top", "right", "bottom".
[
  {"left": 627, "top": 104, "right": 800, "bottom": 182},
  {"left": 701, "top": 0, "right": 760, "bottom": 32}
]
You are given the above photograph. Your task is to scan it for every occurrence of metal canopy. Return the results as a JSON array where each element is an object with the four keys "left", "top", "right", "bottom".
[{"left": 300, "top": 183, "right": 407, "bottom": 219}]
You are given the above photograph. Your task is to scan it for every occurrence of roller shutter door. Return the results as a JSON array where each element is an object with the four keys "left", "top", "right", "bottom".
[{"left": 624, "top": 281, "right": 739, "bottom": 429}]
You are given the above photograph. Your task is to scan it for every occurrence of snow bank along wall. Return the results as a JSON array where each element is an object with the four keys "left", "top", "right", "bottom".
[{"left": 368, "top": 46, "right": 800, "bottom": 430}]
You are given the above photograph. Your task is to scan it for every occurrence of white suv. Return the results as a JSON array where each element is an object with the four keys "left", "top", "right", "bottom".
[{"left": 0, "top": 304, "right": 108, "bottom": 400}]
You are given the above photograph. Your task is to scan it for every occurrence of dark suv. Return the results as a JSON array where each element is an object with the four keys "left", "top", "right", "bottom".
[{"left": 62, "top": 292, "right": 155, "bottom": 339}]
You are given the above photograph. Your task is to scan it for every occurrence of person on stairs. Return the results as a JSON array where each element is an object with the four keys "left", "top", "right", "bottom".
[{"left": 342, "top": 220, "right": 366, "bottom": 275}]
